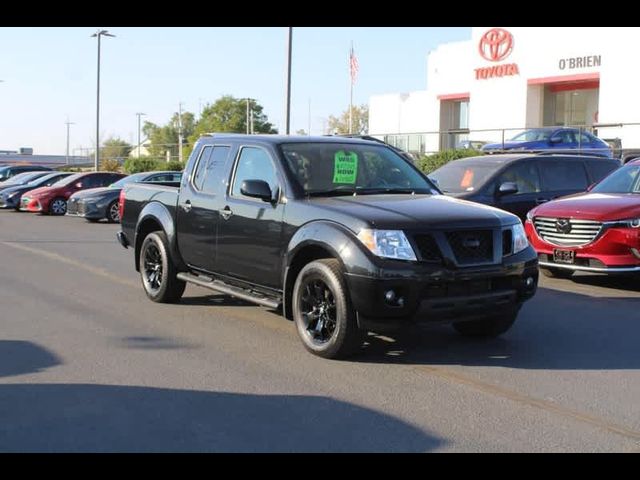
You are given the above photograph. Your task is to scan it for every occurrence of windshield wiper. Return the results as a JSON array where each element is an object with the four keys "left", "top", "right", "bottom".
[
  {"left": 306, "top": 188, "right": 357, "bottom": 197},
  {"left": 356, "top": 188, "right": 418, "bottom": 195}
]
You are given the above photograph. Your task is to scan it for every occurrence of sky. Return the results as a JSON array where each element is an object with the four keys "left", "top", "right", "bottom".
[{"left": 0, "top": 27, "right": 471, "bottom": 156}]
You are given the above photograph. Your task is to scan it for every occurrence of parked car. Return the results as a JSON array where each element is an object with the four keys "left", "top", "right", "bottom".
[
  {"left": 0, "top": 164, "right": 54, "bottom": 182},
  {"left": 481, "top": 127, "right": 613, "bottom": 158},
  {"left": 20, "top": 171, "right": 126, "bottom": 215},
  {"left": 0, "top": 172, "right": 73, "bottom": 210},
  {"left": 117, "top": 134, "right": 538, "bottom": 359},
  {"left": 428, "top": 153, "right": 620, "bottom": 221},
  {"left": 0, "top": 171, "right": 54, "bottom": 192},
  {"left": 67, "top": 171, "right": 182, "bottom": 223},
  {"left": 525, "top": 158, "right": 640, "bottom": 278}
]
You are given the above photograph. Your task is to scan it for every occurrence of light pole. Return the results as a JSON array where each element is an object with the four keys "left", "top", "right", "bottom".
[
  {"left": 65, "top": 119, "right": 75, "bottom": 165},
  {"left": 136, "top": 112, "right": 146, "bottom": 158},
  {"left": 91, "top": 29, "right": 115, "bottom": 171},
  {"left": 284, "top": 27, "right": 292, "bottom": 135},
  {"left": 178, "top": 102, "right": 183, "bottom": 163}
]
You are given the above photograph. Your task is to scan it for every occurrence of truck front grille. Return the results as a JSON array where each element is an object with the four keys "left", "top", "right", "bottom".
[
  {"left": 445, "top": 230, "right": 494, "bottom": 265},
  {"left": 533, "top": 217, "right": 602, "bottom": 247},
  {"left": 413, "top": 234, "right": 443, "bottom": 264}
]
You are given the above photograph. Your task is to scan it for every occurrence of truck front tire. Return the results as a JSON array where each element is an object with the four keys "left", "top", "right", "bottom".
[
  {"left": 452, "top": 310, "right": 519, "bottom": 337},
  {"left": 292, "top": 259, "right": 363, "bottom": 359},
  {"left": 139, "top": 231, "right": 186, "bottom": 303}
]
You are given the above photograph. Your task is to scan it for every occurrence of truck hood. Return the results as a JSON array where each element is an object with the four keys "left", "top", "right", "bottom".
[
  {"left": 308, "top": 194, "right": 518, "bottom": 230},
  {"left": 531, "top": 193, "right": 640, "bottom": 222}
]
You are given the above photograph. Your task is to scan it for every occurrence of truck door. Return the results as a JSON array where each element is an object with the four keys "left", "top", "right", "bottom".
[
  {"left": 214, "top": 145, "right": 285, "bottom": 289},
  {"left": 176, "top": 144, "right": 231, "bottom": 272}
]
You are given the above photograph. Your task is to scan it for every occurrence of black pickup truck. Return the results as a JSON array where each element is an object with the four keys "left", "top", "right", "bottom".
[{"left": 117, "top": 134, "right": 538, "bottom": 359}]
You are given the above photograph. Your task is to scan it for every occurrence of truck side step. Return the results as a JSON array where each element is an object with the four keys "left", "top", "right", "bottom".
[{"left": 177, "top": 272, "right": 281, "bottom": 309}]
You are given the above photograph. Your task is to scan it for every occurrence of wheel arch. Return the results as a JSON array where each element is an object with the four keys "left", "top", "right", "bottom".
[
  {"left": 134, "top": 202, "right": 186, "bottom": 272},
  {"left": 282, "top": 221, "right": 375, "bottom": 320}
]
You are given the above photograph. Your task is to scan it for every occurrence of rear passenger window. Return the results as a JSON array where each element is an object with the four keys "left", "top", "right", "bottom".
[
  {"left": 586, "top": 160, "right": 617, "bottom": 183},
  {"left": 539, "top": 161, "right": 589, "bottom": 190},
  {"left": 202, "top": 146, "right": 231, "bottom": 194},
  {"left": 192, "top": 146, "right": 213, "bottom": 190},
  {"left": 498, "top": 162, "right": 541, "bottom": 194}
]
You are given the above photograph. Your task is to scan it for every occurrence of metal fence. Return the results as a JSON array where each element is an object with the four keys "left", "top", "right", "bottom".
[{"left": 374, "top": 122, "right": 640, "bottom": 161}]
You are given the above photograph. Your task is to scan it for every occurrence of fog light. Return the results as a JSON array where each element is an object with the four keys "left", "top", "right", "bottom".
[
  {"left": 525, "top": 277, "right": 534, "bottom": 287},
  {"left": 384, "top": 289, "right": 404, "bottom": 307}
]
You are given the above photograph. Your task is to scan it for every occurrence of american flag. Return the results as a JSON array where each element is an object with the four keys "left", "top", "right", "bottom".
[{"left": 350, "top": 45, "right": 359, "bottom": 85}]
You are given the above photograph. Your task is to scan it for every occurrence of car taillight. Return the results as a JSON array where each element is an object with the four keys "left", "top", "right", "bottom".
[{"left": 118, "top": 189, "right": 126, "bottom": 221}]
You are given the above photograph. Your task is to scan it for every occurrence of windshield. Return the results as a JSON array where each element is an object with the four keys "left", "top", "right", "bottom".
[
  {"left": 2, "top": 171, "right": 46, "bottom": 185},
  {"left": 591, "top": 165, "right": 640, "bottom": 194},
  {"left": 109, "top": 174, "right": 144, "bottom": 188},
  {"left": 53, "top": 173, "right": 84, "bottom": 187},
  {"left": 428, "top": 162, "right": 496, "bottom": 193},
  {"left": 510, "top": 129, "right": 553, "bottom": 142},
  {"left": 27, "top": 173, "right": 70, "bottom": 187},
  {"left": 279, "top": 143, "right": 438, "bottom": 196}
]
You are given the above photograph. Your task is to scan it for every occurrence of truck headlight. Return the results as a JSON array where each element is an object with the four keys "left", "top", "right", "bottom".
[
  {"left": 357, "top": 229, "right": 417, "bottom": 261},
  {"left": 512, "top": 223, "right": 529, "bottom": 254}
]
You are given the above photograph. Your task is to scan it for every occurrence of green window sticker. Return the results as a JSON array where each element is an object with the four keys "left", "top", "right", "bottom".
[{"left": 333, "top": 151, "right": 358, "bottom": 184}]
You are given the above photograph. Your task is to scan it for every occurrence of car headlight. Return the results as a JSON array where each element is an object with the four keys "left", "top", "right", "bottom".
[
  {"left": 356, "top": 229, "right": 417, "bottom": 261},
  {"left": 6, "top": 191, "right": 19, "bottom": 199},
  {"left": 512, "top": 223, "right": 529, "bottom": 254},
  {"left": 618, "top": 218, "right": 640, "bottom": 228}
]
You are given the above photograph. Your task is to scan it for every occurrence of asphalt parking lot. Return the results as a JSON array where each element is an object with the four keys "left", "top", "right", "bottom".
[{"left": 0, "top": 211, "right": 639, "bottom": 452}]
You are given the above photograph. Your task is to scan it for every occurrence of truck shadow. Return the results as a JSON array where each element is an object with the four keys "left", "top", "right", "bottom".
[
  {"left": 560, "top": 273, "right": 640, "bottom": 293},
  {"left": 0, "top": 340, "right": 62, "bottom": 378},
  {"left": 356, "top": 286, "right": 640, "bottom": 370},
  {"left": 0, "top": 384, "right": 444, "bottom": 452}
]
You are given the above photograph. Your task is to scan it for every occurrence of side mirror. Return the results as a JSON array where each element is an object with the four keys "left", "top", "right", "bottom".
[
  {"left": 241, "top": 179, "right": 273, "bottom": 202},
  {"left": 549, "top": 136, "right": 563, "bottom": 144},
  {"left": 497, "top": 182, "right": 518, "bottom": 197}
]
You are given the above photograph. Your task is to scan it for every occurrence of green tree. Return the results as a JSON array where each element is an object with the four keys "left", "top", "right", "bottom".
[
  {"left": 143, "top": 111, "right": 196, "bottom": 162},
  {"left": 188, "top": 95, "right": 277, "bottom": 151},
  {"left": 327, "top": 104, "right": 368, "bottom": 135},
  {"left": 295, "top": 129, "right": 308, "bottom": 136},
  {"left": 101, "top": 137, "right": 132, "bottom": 162}
]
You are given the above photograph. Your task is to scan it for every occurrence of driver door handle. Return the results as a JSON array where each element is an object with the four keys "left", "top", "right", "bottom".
[
  {"left": 182, "top": 200, "right": 192, "bottom": 213},
  {"left": 221, "top": 206, "right": 233, "bottom": 220}
]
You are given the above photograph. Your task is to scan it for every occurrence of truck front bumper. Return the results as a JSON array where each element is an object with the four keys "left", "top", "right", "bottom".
[{"left": 345, "top": 248, "right": 538, "bottom": 329}]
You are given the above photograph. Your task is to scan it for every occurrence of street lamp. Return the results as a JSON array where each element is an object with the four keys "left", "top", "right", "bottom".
[
  {"left": 91, "top": 29, "right": 115, "bottom": 171},
  {"left": 136, "top": 112, "right": 146, "bottom": 158},
  {"left": 65, "top": 119, "right": 75, "bottom": 165},
  {"left": 284, "top": 27, "right": 292, "bottom": 135}
]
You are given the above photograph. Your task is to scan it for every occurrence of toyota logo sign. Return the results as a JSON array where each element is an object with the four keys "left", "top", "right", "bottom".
[{"left": 478, "top": 28, "right": 514, "bottom": 62}]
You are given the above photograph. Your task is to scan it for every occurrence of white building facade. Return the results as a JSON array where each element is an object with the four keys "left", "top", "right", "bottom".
[{"left": 369, "top": 27, "right": 640, "bottom": 155}]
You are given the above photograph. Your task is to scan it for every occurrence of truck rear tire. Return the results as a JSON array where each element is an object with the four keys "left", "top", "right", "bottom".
[
  {"left": 139, "top": 231, "right": 186, "bottom": 303},
  {"left": 292, "top": 258, "right": 363, "bottom": 359},
  {"left": 452, "top": 311, "right": 518, "bottom": 337},
  {"left": 541, "top": 267, "right": 574, "bottom": 279}
]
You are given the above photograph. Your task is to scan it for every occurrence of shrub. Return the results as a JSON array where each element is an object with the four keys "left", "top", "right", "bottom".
[
  {"left": 123, "top": 157, "right": 162, "bottom": 174},
  {"left": 164, "top": 160, "right": 185, "bottom": 172},
  {"left": 100, "top": 158, "right": 121, "bottom": 172},
  {"left": 417, "top": 149, "right": 484, "bottom": 174}
]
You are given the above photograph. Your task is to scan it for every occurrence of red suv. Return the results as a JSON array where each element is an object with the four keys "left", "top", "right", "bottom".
[
  {"left": 20, "top": 172, "right": 126, "bottom": 215},
  {"left": 525, "top": 159, "right": 640, "bottom": 278}
]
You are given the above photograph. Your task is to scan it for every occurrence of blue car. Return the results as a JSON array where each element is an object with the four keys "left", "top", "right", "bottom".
[{"left": 481, "top": 127, "right": 613, "bottom": 158}]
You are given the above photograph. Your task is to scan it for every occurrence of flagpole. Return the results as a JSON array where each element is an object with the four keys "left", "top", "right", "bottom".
[{"left": 349, "top": 42, "right": 353, "bottom": 134}]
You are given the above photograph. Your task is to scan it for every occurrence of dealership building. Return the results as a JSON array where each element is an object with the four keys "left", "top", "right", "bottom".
[{"left": 369, "top": 27, "right": 640, "bottom": 155}]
